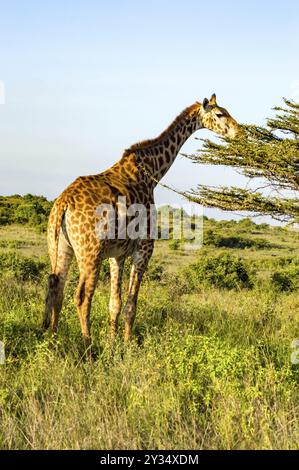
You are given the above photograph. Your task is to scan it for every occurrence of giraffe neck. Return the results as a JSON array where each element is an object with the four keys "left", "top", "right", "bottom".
[{"left": 135, "top": 104, "right": 203, "bottom": 184}]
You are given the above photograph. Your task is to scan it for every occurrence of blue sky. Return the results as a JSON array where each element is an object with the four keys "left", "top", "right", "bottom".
[{"left": 0, "top": 0, "right": 298, "bottom": 220}]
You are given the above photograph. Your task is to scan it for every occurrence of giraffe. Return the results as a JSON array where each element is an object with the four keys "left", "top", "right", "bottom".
[{"left": 43, "top": 93, "right": 238, "bottom": 349}]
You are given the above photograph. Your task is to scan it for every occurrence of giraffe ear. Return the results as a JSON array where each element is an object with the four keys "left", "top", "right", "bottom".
[
  {"left": 203, "top": 98, "right": 209, "bottom": 111},
  {"left": 209, "top": 93, "right": 217, "bottom": 105}
]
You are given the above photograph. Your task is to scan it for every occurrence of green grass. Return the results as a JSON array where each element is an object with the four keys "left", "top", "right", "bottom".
[{"left": 0, "top": 219, "right": 299, "bottom": 449}]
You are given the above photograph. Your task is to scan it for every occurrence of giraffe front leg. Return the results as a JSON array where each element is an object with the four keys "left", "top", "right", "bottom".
[
  {"left": 124, "top": 241, "right": 154, "bottom": 342},
  {"left": 109, "top": 256, "right": 125, "bottom": 340}
]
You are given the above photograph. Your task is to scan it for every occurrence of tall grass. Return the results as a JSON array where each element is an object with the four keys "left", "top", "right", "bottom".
[
  {"left": 0, "top": 217, "right": 298, "bottom": 449},
  {"left": 0, "top": 266, "right": 299, "bottom": 449}
]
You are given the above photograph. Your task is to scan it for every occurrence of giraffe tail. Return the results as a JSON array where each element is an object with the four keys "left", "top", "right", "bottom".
[
  {"left": 43, "top": 199, "right": 68, "bottom": 330},
  {"left": 52, "top": 198, "right": 68, "bottom": 272},
  {"left": 43, "top": 273, "right": 60, "bottom": 330}
]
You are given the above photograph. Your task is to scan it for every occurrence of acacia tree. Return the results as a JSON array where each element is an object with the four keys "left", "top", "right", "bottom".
[{"left": 186, "top": 99, "right": 299, "bottom": 223}]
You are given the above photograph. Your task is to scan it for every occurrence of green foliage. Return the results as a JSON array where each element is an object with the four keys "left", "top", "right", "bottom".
[
  {"left": 204, "top": 229, "right": 272, "bottom": 250},
  {"left": 257, "top": 223, "right": 269, "bottom": 231},
  {"left": 163, "top": 333, "right": 293, "bottom": 416},
  {"left": 144, "top": 259, "right": 164, "bottom": 281},
  {"left": 187, "top": 98, "right": 299, "bottom": 222},
  {"left": 0, "top": 240, "right": 36, "bottom": 249},
  {"left": 186, "top": 253, "right": 253, "bottom": 290},
  {"left": 270, "top": 263, "right": 299, "bottom": 292},
  {"left": 237, "top": 217, "right": 257, "bottom": 229},
  {"left": 0, "top": 266, "right": 298, "bottom": 449},
  {"left": 0, "top": 252, "right": 47, "bottom": 281},
  {"left": 99, "top": 259, "right": 111, "bottom": 282},
  {"left": 0, "top": 194, "right": 52, "bottom": 230},
  {"left": 0, "top": 212, "right": 298, "bottom": 450}
]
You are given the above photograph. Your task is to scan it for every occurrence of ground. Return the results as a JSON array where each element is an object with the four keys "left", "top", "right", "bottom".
[{"left": 0, "top": 218, "right": 298, "bottom": 449}]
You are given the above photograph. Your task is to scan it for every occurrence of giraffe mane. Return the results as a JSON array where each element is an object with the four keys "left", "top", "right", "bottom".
[{"left": 123, "top": 102, "right": 201, "bottom": 156}]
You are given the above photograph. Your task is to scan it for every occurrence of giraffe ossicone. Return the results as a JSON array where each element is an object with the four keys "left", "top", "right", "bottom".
[{"left": 43, "top": 94, "right": 238, "bottom": 347}]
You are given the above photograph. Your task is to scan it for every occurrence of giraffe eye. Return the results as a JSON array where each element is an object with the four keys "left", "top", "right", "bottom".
[{"left": 216, "top": 113, "right": 223, "bottom": 118}]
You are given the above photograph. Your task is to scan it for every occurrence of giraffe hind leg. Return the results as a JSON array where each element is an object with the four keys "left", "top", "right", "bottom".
[
  {"left": 109, "top": 256, "right": 125, "bottom": 340},
  {"left": 75, "top": 260, "right": 101, "bottom": 354},
  {"left": 43, "top": 235, "right": 73, "bottom": 333}
]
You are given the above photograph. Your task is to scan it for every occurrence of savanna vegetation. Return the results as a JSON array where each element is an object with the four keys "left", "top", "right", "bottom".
[
  {"left": 0, "top": 194, "right": 52, "bottom": 231},
  {"left": 0, "top": 198, "right": 298, "bottom": 449}
]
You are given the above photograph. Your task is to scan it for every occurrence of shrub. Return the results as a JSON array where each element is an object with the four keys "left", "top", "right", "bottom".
[
  {"left": 270, "top": 263, "right": 299, "bottom": 292},
  {"left": 185, "top": 253, "right": 253, "bottom": 290},
  {"left": 257, "top": 223, "right": 269, "bottom": 230},
  {"left": 165, "top": 272, "right": 194, "bottom": 297},
  {"left": 0, "top": 252, "right": 47, "bottom": 281},
  {"left": 144, "top": 259, "right": 164, "bottom": 282},
  {"left": 14, "top": 202, "right": 48, "bottom": 228},
  {"left": 237, "top": 218, "right": 256, "bottom": 230},
  {"left": 204, "top": 230, "right": 272, "bottom": 250},
  {"left": 0, "top": 194, "right": 52, "bottom": 230}
]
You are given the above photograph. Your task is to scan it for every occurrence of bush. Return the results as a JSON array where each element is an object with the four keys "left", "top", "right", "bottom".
[
  {"left": 165, "top": 272, "right": 194, "bottom": 297},
  {"left": 0, "top": 252, "right": 46, "bottom": 281},
  {"left": 270, "top": 263, "right": 299, "bottom": 292},
  {"left": 14, "top": 202, "right": 49, "bottom": 229},
  {"left": 144, "top": 259, "right": 164, "bottom": 282},
  {"left": 185, "top": 253, "right": 253, "bottom": 290},
  {"left": 0, "top": 194, "right": 52, "bottom": 230},
  {"left": 204, "top": 230, "right": 272, "bottom": 250},
  {"left": 237, "top": 218, "right": 256, "bottom": 230},
  {"left": 257, "top": 223, "right": 269, "bottom": 230}
]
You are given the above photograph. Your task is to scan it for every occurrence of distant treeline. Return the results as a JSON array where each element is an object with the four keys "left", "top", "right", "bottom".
[
  {"left": 0, "top": 194, "right": 53, "bottom": 231},
  {"left": 0, "top": 194, "right": 276, "bottom": 235}
]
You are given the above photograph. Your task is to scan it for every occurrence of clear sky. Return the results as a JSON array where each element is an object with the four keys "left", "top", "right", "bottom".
[{"left": 0, "top": 0, "right": 298, "bottom": 220}]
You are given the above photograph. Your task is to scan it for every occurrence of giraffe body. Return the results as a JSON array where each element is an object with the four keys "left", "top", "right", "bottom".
[{"left": 44, "top": 94, "right": 238, "bottom": 347}]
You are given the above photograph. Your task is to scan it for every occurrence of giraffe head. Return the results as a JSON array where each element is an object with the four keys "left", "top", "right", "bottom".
[{"left": 200, "top": 93, "right": 239, "bottom": 138}]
